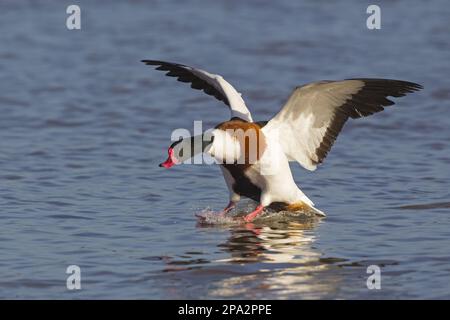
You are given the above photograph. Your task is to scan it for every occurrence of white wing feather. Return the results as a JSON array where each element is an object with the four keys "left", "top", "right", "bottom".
[
  {"left": 142, "top": 60, "right": 253, "bottom": 122},
  {"left": 263, "top": 79, "right": 422, "bottom": 171}
]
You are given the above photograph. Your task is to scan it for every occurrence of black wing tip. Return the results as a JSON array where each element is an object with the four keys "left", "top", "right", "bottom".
[
  {"left": 141, "top": 59, "right": 163, "bottom": 65},
  {"left": 410, "top": 82, "right": 424, "bottom": 91},
  {"left": 140, "top": 59, "right": 230, "bottom": 107},
  {"left": 141, "top": 59, "right": 188, "bottom": 71},
  {"left": 354, "top": 78, "right": 423, "bottom": 91},
  {"left": 390, "top": 80, "right": 423, "bottom": 92}
]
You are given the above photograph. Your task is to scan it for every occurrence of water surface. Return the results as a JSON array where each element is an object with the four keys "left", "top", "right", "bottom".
[{"left": 0, "top": 0, "right": 449, "bottom": 299}]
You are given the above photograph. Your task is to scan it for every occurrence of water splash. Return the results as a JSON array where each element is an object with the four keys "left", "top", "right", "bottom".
[
  {"left": 195, "top": 209, "right": 241, "bottom": 225},
  {"left": 195, "top": 207, "right": 322, "bottom": 226}
]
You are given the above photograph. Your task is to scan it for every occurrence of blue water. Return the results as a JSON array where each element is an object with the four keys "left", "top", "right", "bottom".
[{"left": 0, "top": 0, "right": 449, "bottom": 299}]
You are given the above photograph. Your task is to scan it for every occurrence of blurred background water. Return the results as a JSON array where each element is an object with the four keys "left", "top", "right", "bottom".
[{"left": 0, "top": 0, "right": 449, "bottom": 299}]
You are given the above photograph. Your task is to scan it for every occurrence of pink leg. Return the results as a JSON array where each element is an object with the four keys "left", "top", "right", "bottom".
[
  {"left": 243, "top": 204, "right": 264, "bottom": 222},
  {"left": 220, "top": 201, "right": 236, "bottom": 215},
  {"left": 195, "top": 201, "right": 236, "bottom": 222}
]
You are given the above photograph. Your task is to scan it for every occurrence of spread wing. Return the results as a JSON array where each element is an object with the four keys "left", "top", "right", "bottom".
[
  {"left": 141, "top": 60, "right": 253, "bottom": 122},
  {"left": 262, "top": 79, "right": 422, "bottom": 170}
]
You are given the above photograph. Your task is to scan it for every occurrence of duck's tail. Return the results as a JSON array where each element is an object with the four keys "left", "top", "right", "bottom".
[
  {"left": 309, "top": 205, "right": 326, "bottom": 217},
  {"left": 285, "top": 201, "right": 326, "bottom": 217}
]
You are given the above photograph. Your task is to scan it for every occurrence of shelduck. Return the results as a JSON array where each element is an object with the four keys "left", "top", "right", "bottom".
[{"left": 142, "top": 60, "right": 422, "bottom": 222}]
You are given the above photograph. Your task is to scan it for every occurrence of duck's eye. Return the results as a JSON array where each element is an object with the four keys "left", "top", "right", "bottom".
[{"left": 172, "top": 143, "right": 184, "bottom": 159}]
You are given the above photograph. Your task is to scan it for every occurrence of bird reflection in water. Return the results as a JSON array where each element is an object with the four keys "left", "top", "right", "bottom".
[
  {"left": 160, "top": 212, "right": 346, "bottom": 299},
  {"left": 204, "top": 214, "right": 344, "bottom": 298}
]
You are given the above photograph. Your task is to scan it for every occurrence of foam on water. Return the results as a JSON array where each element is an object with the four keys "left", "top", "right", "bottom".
[
  {"left": 195, "top": 207, "right": 322, "bottom": 225},
  {"left": 195, "top": 209, "right": 241, "bottom": 225}
]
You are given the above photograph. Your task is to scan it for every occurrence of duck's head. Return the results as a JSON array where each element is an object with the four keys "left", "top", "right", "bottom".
[
  {"left": 159, "top": 139, "right": 183, "bottom": 169},
  {"left": 159, "top": 134, "right": 214, "bottom": 169}
]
